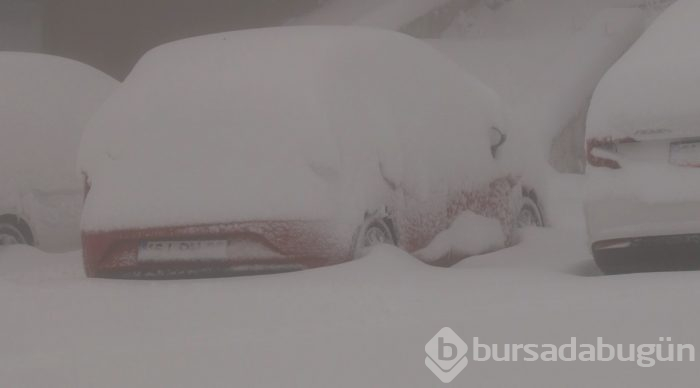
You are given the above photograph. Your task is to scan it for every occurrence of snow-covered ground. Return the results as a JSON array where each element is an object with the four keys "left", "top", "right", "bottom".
[
  {"left": 2, "top": 177, "right": 698, "bottom": 387},
  {"left": 0, "top": 53, "right": 117, "bottom": 252}
]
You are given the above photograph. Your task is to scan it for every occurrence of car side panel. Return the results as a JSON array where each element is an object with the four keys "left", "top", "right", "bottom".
[{"left": 393, "top": 175, "right": 519, "bottom": 262}]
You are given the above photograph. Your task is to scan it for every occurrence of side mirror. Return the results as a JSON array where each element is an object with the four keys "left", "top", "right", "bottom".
[{"left": 490, "top": 127, "right": 507, "bottom": 158}]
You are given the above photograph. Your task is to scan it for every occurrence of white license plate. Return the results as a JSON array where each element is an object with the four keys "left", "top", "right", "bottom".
[
  {"left": 670, "top": 140, "right": 700, "bottom": 167},
  {"left": 138, "top": 240, "right": 228, "bottom": 262}
]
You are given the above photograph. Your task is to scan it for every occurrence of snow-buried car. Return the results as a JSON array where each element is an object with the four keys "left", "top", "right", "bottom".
[
  {"left": 79, "top": 26, "right": 543, "bottom": 278},
  {"left": 0, "top": 53, "right": 117, "bottom": 252},
  {"left": 585, "top": 0, "right": 700, "bottom": 274}
]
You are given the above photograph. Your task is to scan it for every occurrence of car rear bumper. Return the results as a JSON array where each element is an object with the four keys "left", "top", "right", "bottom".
[
  {"left": 584, "top": 197, "right": 700, "bottom": 245},
  {"left": 585, "top": 197, "right": 700, "bottom": 274},
  {"left": 591, "top": 234, "right": 700, "bottom": 275},
  {"left": 82, "top": 221, "right": 354, "bottom": 279}
]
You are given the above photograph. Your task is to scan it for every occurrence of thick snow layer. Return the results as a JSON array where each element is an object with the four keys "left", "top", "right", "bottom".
[
  {"left": 80, "top": 27, "right": 503, "bottom": 231},
  {"left": 428, "top": 36, "right": 570, "bottom": 107},
  {"left": 3, "top": 183, "right": 700, "bottom": 387},
  {"left": 437, "top": 0, "right": 654, "bottom": 176},
  {"left": 0, "top": 53, "right": 117, "bottom": 195},
  {"left": 510, "top": 8, "right": 646, "bottom": 158},
  {"left": 416, "top": 210, "right": 506, "bottom": 261},
  {"left": 291, "top": 0, "right": 451, "bottom": 30},
  {"left": 431, "top": 8, "right": 647, "bottom": 208},
  {"left": 587, "top": 0, "right": 700, "bottom": 140}
]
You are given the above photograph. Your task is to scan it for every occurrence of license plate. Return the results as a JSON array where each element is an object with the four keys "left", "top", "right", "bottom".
[
  {"left": 138, "top": 240, "right": 228, "bottom": 262},
  {"left": 670, "top": 140, "right": 700, "bottom": 167}
]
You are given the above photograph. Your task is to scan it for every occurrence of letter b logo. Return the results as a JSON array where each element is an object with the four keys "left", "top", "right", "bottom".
[
  {"left": 425, "top": 328, "right": 469, "bottom": 383},
  {"left": 439, "top": 337, "right": 458, "bottom": 361}
]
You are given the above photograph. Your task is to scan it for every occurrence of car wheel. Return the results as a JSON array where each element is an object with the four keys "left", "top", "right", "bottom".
[
  {"left": 517, "top": 195, "right": 544, "bottom": 228},
  {"left": 0, "top": 222, "right": 29, "bottom": 246},
  {"left": 352, "top": 218, "right": 396, "bottom": 259}
]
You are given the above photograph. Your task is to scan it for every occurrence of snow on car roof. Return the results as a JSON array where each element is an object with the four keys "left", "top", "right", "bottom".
[
  {"left": 0, "top": 53, "right": 117, "bottom": 194},
  {"left": 80, "top": 26, "right": 503, "bottom": 231},
  {"left": 587, "top": 0, "right": 700, "bottom": 140}
]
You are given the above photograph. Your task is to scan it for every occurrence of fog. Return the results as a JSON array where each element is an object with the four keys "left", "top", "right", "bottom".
[
  {"left": 1, "top": 0, "right": 673, "bottom": 78},
  {"left": 1, "top": 0, "right": 322, "bottom": 78}
]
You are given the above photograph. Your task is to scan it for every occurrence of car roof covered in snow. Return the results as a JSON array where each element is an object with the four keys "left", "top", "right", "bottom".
[
  {"left": 80, "top": 26, "right": 504, "bottom": 231},
  {"left": 0, "top": 52, "right": 117, "bottom": 195},
  {"left": 587, "top": 0, "right": 700, "bottom": 141}
]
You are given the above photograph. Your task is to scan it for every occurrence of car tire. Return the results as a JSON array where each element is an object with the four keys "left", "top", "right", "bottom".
[
  {"left": 517, "top": 194, "right": 544, "bottom": 228},
  {"left": 0, "top": 221, "right": 31, "bottom": 246},
  {"left": 352, "top": 217, "right": 397, "bottom": 259}
]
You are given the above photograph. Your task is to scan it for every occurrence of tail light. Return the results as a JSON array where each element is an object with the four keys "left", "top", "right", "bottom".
[
  {"left": 587, "top": 138, "right": 621, "bottom": 169},
  {"left": 587, "top": 137, "right": 640, "bottom": 169}
]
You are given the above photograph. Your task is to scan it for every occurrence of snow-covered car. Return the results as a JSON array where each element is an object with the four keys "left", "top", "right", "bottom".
[
  {"left": 585, "top": 0, "right": 700, "bottom": 274},
  {"left": 80, "top": 26, "right": 544, "bottom": 279},
  {"left": 0, "top": 53, "right": 117, "bottom": 252}
]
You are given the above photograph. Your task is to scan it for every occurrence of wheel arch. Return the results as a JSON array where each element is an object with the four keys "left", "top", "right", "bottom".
[
  {"left": 0, "top": 214, "right": 35, "bottom": 245},
  {"left": 363, "top": 207, "right": 399, "bottom": 246},
  {"left": 520, "top": 186, "right": 547, "bottom": 227},
  {"left": 351, "top": 209, "right": 399, "bottom": 259}
]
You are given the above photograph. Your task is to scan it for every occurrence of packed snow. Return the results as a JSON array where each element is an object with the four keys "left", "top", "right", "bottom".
[
  {"left": 0, "top": 53, "right": 117, "bottom": 252},
  {"left": 416, "top": 210, "right": 506, "bottom": 261},
  {"left": 587, "top": 0, "right": 700, "bottom": 141},
  {"left": 429, "top": 35, "right": 571, "bottom": 107},
  {"left": 585, "top": 0, "right": 700, "bottom": 208},
  {"left": 428, "top": 5, "right": 649, "bottom": 225},
  {"left": 3, "top": 185, "right": 700, "bottom": 387},
  {"left": 0, "top": 53, "right": 116, "bottom": 195},
  {"left": 80, "top": 26, "right": 503, "bottom": 232},
  {"left": 433, "top": 8, "right": 646, "bottom": 168}
]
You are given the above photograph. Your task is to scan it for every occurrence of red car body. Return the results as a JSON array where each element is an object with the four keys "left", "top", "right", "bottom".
[{"left": 82, "top": 176, "right": 525, "bottom": 278}]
